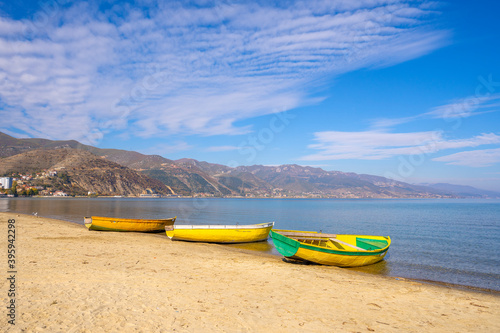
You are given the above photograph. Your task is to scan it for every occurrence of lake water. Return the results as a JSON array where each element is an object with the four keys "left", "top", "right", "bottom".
[{"left": 2, "top": 197, "right": 499, "bottom": 291}]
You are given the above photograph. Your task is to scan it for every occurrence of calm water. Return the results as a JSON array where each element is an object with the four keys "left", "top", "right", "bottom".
[{"left": 2, "top": 197, "right": 499, "bottom": 291}]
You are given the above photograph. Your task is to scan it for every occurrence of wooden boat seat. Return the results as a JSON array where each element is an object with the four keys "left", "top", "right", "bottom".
[
  {"left": 329, "top": 238, "right": 366, "bottom": 251},
  {"left": 279, "top": 231, "right": 338, "bottom": 238},
  {"left": 287, "top": 235, "right": 367, "bottom": 251},
  {"left": 293, "top": 237, "right": 330, "bottom": 241}
]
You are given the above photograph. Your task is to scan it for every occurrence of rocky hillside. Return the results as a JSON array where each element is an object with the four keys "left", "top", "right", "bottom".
[
  {"left": 233, "top": 164, "right": 449, "bottom": 198},
  {"left": 0, "top": 132, "right": 88, "bottom": 158},
  {"left": 0, "top": 131, "right": 466, "bottom": 198},
  {"left": 0, "top": 148, "right": 171, "bottom": 196}
]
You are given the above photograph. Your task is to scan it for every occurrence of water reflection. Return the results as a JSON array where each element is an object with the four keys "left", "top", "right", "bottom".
[
  {"left": 225, "top": 239, "right": 276, "bottom": 254},
  {"left": 0, "top": 199, "right": 8, "bottom": 212},
  {"left": 348, "top": 259, "right": 391, "bottom": 275}
]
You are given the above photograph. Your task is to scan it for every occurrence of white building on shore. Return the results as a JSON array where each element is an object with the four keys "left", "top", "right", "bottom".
[{"left": 0, "top": 177, "right": 13, "bottom": 189}]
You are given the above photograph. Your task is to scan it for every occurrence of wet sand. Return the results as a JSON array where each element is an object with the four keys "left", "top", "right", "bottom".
[{"left": 1, "top": 212, "right": 499, "bottom": 332}]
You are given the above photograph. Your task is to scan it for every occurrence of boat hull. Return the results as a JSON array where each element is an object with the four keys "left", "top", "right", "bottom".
[
  {"left": 270, "top": 229, "right": 390, "bottom": 267},
  {"left": 166, "top": 222, "right": 274, "bottom": 243},
  {"left": 84, "top": 216, "right": 176, "bottom": 232}
]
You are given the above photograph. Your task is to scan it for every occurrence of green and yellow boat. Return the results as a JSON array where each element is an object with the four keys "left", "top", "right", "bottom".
[
  {"left": 166, "top": 222, "right": 274, "bottom": 243},
  {"left": 270, "top": 229, "right": 390, "bottom": 267},
  {"left": 84, "top": 216, "right": 176, "bottom": 232}
]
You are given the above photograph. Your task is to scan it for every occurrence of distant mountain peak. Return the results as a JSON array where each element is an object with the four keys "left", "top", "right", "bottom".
[
  {"left": 0, "top": 131, "right": 474, "bottom": 198},
  {"left": 421, "top": 183, "right": 500, "bottom": 199}
]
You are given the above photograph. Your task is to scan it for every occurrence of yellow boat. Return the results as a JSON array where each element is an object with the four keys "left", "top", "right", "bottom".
[
  {"left": 165, "top": 222, "right": 274, "bottom": 243},
  {"left": 270, "top": 229, "right": 390, "bottom": 267},
  {"left": 84, "top": 216, "right": 176, "bottom": 232}
]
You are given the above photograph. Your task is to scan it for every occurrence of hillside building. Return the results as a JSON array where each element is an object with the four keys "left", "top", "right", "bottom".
[{"left": 0, "top": 177, "right": 13, "bottom": 189}]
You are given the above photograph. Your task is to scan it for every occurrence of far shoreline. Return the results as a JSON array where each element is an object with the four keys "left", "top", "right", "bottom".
[{"left": 3, "top": 195, "right": 500, "bottom": 200}]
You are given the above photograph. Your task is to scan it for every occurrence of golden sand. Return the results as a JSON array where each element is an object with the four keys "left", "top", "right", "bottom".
[{"left": 1, "top": 212, "right": 499, "bottom": 332}]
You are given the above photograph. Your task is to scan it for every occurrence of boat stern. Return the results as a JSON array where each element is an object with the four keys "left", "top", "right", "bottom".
[
  {"left": 83, "top": 217, "right": 92, "bottom": 229},
  {"left": 165, "top": 224, "right": 175, "bottom": 239}
]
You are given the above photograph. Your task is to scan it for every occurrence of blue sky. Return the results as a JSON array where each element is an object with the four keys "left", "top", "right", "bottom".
[{"left": 1, "top": 0, "right": 499, "bottom": 191}]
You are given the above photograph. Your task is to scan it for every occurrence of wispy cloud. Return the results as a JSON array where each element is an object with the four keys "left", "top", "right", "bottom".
[
  {"left": 433, "top": 148, "right": 500, "bottom": 167},
  {"left": 0, "top": 1, "right": 448, "bottom": 143},
  {"left": 205, "top": 146, "right": 239, "bottom": 152},
  {"left": 372, "top": 93, "right": 500, "bottom": 128},
  {"left": 426, "top": 94, "right": 500, "bottom": 119},
  {"left": 301, "top": 130, "right": 500, "bottom": 161}
]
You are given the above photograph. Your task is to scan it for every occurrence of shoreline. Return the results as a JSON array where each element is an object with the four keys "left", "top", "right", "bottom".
[
  {"left": 390, "top": 275, "right": 500, "bottom": 295},
  {"left": 220, "top": 237, "right": 500, "bottom": 295},
  {"left": 4, "top": 196, "right": 500, "bottom": 199},
  {"left": 4, "top": 207, "right": 500, "bottom": 294},
  {"left": 2, "top": 212, "right": 499, "bottom": 332}
]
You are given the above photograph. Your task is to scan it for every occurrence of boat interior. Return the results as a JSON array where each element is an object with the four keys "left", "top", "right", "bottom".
[{"left": 277, "top": 231, "right": 387, "bottom": 252}]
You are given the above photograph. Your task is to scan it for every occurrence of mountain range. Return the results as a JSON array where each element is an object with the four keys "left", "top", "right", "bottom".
[{"left": 1, "top": 132, "right": 498, "bottom": 198}]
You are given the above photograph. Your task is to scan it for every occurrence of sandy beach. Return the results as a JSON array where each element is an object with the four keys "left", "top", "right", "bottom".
[{"left": 1, "top": 212, "right": 499, "bottom": 332}]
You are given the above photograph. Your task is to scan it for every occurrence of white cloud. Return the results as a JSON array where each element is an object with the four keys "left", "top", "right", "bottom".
[
  {"left": 426, "top": 94, "right": 500, "bottom": 119},
  {"left": 433, "top": 148, "right": 500, "bottom": 167},
  {"left": 0, "top": 1, "right": 448, "bottom": 142},
  {"left": 301, "top": 130, "right": 500, "bottom": 161},
  {"left": 372, "top": 93, "right": 500, "bottom": 129},
  {"left": 205, "top": 146, "right": 239, "bottom": 152}
]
